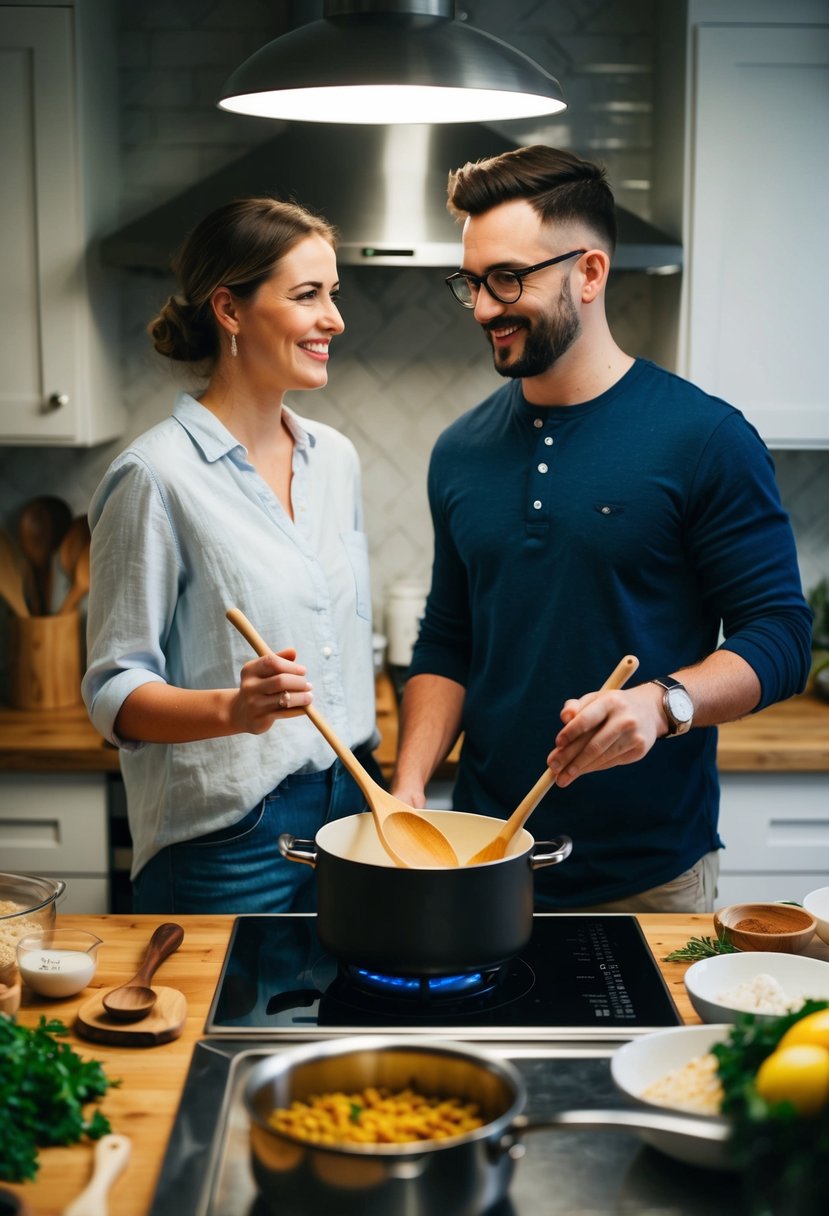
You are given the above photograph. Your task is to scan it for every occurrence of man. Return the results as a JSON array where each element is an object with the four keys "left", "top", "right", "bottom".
[{"left": 391, "top": 145, "right": 812, "bottom": 912}]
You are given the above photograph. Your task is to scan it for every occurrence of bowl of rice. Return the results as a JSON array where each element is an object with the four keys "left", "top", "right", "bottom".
[
  {"left": 610, "top": 1024, "right": 733, "bottom": 1169},
  {"left": 683, "top": 951, "right": 829, "bottom": 1024},
  {"left": 0, "top": 873, "right": 66, "bottom": 983}
]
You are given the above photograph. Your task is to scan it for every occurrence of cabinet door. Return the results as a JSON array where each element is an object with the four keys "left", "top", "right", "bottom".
[
  {"left": 684, "top": 24, "right": 829, "bottom": 447},
  {"left": 0, "top": 3, "right": 122, "bottom": 445}
]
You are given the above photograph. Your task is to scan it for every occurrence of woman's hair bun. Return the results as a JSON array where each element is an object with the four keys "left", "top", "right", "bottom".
[{"left": 147, "top": 294, "right": 217, "bottom": 363}]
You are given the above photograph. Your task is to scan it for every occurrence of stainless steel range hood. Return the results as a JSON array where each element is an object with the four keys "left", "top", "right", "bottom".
[{"left": 101, "top": 123, "right": 682, "bottom": 274}]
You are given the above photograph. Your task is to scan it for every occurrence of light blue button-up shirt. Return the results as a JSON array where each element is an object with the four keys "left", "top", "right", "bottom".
[{"left": 83, "top": 393, "right": 378, "bottom": 878}]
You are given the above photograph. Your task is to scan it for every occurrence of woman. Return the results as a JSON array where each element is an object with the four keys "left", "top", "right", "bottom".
[{"left": 82, "top": 197, "right": 379, "bottom": 914}]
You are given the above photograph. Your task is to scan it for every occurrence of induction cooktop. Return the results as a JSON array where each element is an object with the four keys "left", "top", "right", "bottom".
[{"left": 204, "top": 913, "right": 681, "bottom": 1041}]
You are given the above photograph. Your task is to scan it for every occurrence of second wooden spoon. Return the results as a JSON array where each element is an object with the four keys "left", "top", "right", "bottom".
[
  {"left": 465, "top": 655, "right": 640, "bottom": 866},
  {"left": 102, "top": 922, "right": 184, "bottom": 1021},
  {"left": 226, "top": 607, "right": 460, "bottom": 868}
]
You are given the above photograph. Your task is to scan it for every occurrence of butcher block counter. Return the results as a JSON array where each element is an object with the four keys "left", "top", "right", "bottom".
[
  {"left": 0, "top": 911, "right": 788, "bottom": 1216},
  {"left": 0, "top": 683, "right": 826, "bottom": 774}
]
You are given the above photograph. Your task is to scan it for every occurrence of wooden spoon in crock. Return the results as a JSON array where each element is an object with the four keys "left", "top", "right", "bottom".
[
  {"left": 102, "top": 922, "right": 184, "bottom": 1021},
  {"left": 465, "top": 655, "right": 640, "bottom": 866},
  {"left": 226, "top": 607, "right": 460, "bottom": 868}
]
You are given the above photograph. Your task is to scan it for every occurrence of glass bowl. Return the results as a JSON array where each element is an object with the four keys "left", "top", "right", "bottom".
[
  {"left": 0, "top": 872, "right": 66, "bottom": 980},
  {"left": 16, "top": 929, "right": 102, "bottom": 998}
]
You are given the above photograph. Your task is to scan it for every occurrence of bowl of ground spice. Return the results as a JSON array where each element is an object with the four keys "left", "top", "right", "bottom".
[{"left": 713, "top": 903, "right": 817, "bottom": 953}]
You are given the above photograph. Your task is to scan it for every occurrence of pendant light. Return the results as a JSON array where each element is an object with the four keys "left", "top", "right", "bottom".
[{"left": 218, "top": 0, "right": 567, "bottom": 125}]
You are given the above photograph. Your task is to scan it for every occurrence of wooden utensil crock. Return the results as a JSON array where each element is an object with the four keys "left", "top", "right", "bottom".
[{"left": 9, "top": 610, "right": 82, "bottom": 709}]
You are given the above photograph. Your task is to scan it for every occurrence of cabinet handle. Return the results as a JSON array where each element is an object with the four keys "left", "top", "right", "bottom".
[{"left": 46, "top": 393, "right": 69, "bottom": 411}]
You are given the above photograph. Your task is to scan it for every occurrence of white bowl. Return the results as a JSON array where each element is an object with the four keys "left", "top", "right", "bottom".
[
  {"left": 611, "top": 1024, "right": 732, "bottom": 1169},
  {"left": 803, "top": 886, "right": 829, "bottom": 946},
  {"left": 684, "top": 950, "right": 829, "bottom": 1024}
]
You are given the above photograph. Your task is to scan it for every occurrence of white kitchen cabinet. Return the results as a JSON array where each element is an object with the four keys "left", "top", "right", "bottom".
[
  {"left": 658, "top": 1, "right": 829, "bottom": 448},
  {"left": 0, "top": 0, "right": 124, "bottom": 445},
  {"left": 717, "top": 773, "right": 829, "bottom": 906},
  {"left": 0, "top": 772, "right": 109, "bottom": 912}
]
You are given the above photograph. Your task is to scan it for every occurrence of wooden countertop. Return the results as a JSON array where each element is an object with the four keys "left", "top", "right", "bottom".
[
  {"left": 3, "top": 910, "right": 795, "bottom": 1216},
  {"left": 0, "top": 682, "right": 826, "bottom": 776}
]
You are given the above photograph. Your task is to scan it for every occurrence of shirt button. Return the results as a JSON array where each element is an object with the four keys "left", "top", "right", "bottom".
[
  {"left": 533, "top": 418, "right": 543, "bottom": 429},
  {"left": 537, "top": 463, "right": 548, "bottom": 474},
  {"left": 544, "top": 436, "right": 554, "bottom": 446},
  {"left": 322, "top": 646, "right": 333, "bottom": 658},
  {"left": 600, "top": 506, "right": 611, "bottom": 515},
  {"left": 533, "top": 500, "right": 542, "bottom": 510}
]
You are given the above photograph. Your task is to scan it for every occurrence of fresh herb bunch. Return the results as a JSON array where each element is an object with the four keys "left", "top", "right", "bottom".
[
  {"left": 0, "top": 1016, "right": 118, "bottom": 1182},
  {"left": 662, "top": 934, "right": 738, "bottom": 962},
  {"left": 714, "top": 1001, "right": 829, "bottom": 1216}
]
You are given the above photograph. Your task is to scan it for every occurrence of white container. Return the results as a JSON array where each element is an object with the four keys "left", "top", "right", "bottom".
[
  {"left": 17, "top": 928, "right": 101, "bottom": 998},
  {"left": 384, "top": 581, "right": 427, "bottom": 668}
]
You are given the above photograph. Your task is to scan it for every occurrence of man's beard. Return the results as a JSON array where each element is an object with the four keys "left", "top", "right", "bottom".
[{"left": 485, "top": 279, "right": 581, "bottom": 379}]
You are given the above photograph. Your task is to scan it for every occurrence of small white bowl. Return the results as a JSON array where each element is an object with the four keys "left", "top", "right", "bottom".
[
  {"left": 803, "top": 886, "right": 829, "bottom": 946},
  {"left": 684, "top": 950, "right": 829, "bottom": 1024},
  {"left": 16, "top": 929, "right": 102, "bottom": 998},
  {"left": 611, "top": 1024, "right": 732, "bottom": 1170}
]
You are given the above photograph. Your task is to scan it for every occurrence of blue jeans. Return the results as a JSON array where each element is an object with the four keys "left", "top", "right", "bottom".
[{"left": 132, "top": 751, "right": 382, "bottom": 914}]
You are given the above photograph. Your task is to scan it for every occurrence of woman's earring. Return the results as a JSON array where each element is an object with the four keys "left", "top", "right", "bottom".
[{"left": 230, "top": 332, "right": 238, "bottom": 358}]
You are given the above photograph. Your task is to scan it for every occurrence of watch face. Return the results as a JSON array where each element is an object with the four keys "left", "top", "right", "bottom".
[{"left": 666, "top": 686, "right": 694, "bottom": 724}]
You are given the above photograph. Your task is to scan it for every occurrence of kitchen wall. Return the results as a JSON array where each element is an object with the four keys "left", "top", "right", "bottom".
[{"left": 0, "top": 0, "right": 826, "bottom": 672}]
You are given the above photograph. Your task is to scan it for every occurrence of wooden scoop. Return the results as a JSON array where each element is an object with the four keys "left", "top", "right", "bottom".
[
  {"left": 465, "top": 655, "right": 640, "bottom": 866},
  {"left": 226, "top": 607, "right": 460, "bottom": 868},
  {"left": 102, "top": 922, "right": 184, "bottom": 1022}
]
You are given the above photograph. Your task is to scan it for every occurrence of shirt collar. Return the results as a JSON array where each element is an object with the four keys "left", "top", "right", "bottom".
[{"left": 172, "top": 392, "right": 317, "bottom": 462}]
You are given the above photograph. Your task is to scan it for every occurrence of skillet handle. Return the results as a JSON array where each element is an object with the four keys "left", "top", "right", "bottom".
[
  {"left": 277, "top": 833, "right": 318, "bottom": 868},
  {"left": 529, "top": 835, "right": 573, "bottom": 871},
  {"left": 491, "top": 1108, "right": 730, "bottom": 1158}
]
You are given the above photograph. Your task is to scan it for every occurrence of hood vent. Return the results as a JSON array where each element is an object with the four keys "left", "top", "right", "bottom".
[{"left": 101, "top": 122, "right": 681, "bottom": 274}]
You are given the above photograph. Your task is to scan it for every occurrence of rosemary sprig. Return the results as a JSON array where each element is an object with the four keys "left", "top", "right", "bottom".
[{"left": 662, "top": 934, "right": 738, "bottom": 962}]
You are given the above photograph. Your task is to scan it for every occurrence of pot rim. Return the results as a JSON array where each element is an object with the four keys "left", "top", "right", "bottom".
[{"left": 245, "top": 1035, "right": 526, "bottom": 1158}]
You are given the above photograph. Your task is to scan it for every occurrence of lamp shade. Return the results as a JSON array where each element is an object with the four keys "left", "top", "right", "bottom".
[{"left": 218, "top": 1, "right": 566, "bottom": 124}]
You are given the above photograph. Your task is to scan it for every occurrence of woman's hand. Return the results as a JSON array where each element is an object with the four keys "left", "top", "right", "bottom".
[{"left": 231, "top": 646, "right": 313, "bottom": 735}]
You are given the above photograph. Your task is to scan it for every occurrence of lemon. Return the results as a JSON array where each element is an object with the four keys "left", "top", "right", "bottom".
[
  {"left": 778, "top": 1008, "right": 829, "bottom": 1051},
  {"left": 755, "top": 1044, "right": 829, "bottom": 1116}
]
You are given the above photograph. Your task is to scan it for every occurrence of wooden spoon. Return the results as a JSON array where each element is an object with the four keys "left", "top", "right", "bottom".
[
  {"left": 102, "top": 922, "right": 184, "bottom": 1022},
  {"left": 465, "top": 655, "right": 640, "bottom": 866},
  {"left": 59, "top": 514, "right": 91, "bottom": 579},
  {"left": 0, "top": 528, "right": 30, "bottom": 618},
  {"left": 62, "top": 1133, "right": 131, "bottom": 1216},
  {"left": 58, "top": 535, "right": 91, "bottom": 614},
  {"left": 226, "top": 606, "right": 460, "bottom": 868},
  {"left": 18, "top": 496, "right": 72, "bottom": 615}
]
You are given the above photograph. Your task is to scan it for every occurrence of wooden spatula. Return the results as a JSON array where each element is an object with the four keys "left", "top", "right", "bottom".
[
  {"left": 226, "top": 607, "right": 460, "bottom": 868},
  {"left": 465, "top": 655, "right": 640, "bottom": 865}
]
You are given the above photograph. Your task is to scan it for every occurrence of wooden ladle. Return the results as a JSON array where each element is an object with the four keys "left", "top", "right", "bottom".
[
  {"left": 102, "top": 922, "right": 184, "bottom": 1022},
  {"left": 18, "top": 496, "right": 72, "bottom": 615},
  {"left": 465, "top": 655, "right": 640, "bottom": 866},
  {"left": 226, "top": 607, "right": 460, "bottom": 868}
]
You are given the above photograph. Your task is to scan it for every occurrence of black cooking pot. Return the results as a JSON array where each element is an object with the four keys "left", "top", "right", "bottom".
[{"left": 278, "top": 809, "right": 572, "bottom": 975}]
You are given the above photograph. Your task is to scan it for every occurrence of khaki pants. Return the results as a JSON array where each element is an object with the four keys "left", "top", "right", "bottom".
[{"left": 565, "top": 850, "right": 720, "bottom": 915}]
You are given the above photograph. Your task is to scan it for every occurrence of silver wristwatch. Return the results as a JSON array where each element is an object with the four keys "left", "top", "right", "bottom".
[{"left": 650, "top": 676, "right": 694, "bottom": 737}]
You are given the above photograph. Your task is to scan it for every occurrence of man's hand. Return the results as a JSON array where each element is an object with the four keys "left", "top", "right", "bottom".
[{"left": 546, "top": 682, "right": 665, "bottom": 787}]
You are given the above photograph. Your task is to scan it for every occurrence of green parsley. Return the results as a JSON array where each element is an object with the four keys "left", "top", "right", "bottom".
[{"left": 0, "top": 1015, "right": 118, "bottom": 1182}]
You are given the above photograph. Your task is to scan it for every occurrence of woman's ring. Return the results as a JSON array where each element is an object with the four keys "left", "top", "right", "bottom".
[{"left": 281, "top": 690, "right": 291, "bottom": 710}]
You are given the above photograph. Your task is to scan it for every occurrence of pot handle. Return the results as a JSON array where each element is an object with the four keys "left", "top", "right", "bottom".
[
  {"left": 277, "top": 833, "right": 318, "bottom": 868},
  {"left": 529, "top": 835, "right": 573, "bottom": 871},
  {"left": 491, "top": 1107, "right": 729, "bottom": 1157}
]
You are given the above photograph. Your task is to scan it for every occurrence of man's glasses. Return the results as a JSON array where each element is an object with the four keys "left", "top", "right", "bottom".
[{"left": 445, "top": 249, "right": 586, "bottom": 308}]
